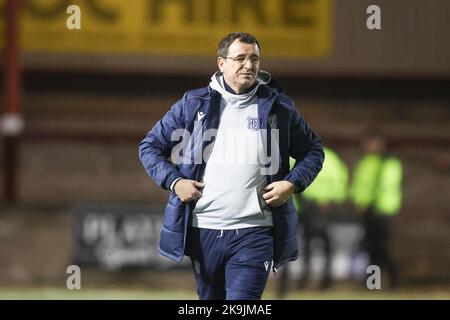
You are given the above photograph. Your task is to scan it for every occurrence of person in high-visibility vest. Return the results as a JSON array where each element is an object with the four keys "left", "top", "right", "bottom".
[
  {"left": 300, "top": 147, "right": 349, "bottom": 290},
  {"left": 278, "top": 148, "right": 348, "bottom": 296},
  {"left": 349, "top": 131, "right": 403, "bottom": 289}
]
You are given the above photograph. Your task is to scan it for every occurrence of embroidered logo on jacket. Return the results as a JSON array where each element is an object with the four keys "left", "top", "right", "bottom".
[{"left": 268, "top": 114, "right": 278, "bottom": 129}]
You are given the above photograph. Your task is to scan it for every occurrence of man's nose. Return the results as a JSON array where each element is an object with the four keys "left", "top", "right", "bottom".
[{"left": 243, "top": 58, "right": 254, "bottom": 69}]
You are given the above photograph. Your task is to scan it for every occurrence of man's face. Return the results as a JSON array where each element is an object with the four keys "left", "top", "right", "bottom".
[{"left": 218, "top": 39, "right": 260, "bottom": 94}]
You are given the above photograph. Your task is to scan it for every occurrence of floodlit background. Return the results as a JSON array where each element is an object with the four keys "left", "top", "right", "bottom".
[{"left": 0, "top": 0, "right": 449, "bottom": 299}]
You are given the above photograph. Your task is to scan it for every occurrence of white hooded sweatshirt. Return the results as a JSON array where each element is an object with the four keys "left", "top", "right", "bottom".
[{"left": 192, "top": 71, "right": 273, "bottom": 229}]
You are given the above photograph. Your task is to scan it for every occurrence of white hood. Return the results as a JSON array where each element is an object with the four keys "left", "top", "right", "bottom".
[{"left": 209, "top": 70, "right": 272, "bottom": 107}]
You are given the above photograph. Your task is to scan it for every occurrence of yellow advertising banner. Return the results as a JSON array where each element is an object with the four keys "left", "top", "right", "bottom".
[{"left": 0, "top": 0, "right": 332, "bottom": 58}]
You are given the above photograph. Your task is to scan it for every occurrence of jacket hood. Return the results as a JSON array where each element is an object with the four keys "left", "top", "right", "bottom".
[{"left": 209, "top": 70, "right": 284, "bottom": 104}]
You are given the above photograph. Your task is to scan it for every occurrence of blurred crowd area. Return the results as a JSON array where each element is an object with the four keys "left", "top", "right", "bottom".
[{"left": 0, "top": 0, "right": 449, "bottom": 295}]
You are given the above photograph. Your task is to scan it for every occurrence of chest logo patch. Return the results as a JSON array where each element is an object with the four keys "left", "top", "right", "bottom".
[{"left": 247, "top": 117, "right": 260, "bottom": 131}]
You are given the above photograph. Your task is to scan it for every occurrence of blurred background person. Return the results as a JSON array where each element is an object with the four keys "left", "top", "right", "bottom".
[
  {"left": 298, "top": 147, "right": 349, "bottom": 290},
  {"left": 278, "top": 149, "right": 348, "bottom": 297},
  {"left": 349, "top": 130, "right": 403, "bottom": 289}
]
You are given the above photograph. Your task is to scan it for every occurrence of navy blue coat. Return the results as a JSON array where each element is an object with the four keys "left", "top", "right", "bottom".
[{"left": 139, "top": 78, "right": 324, "bottom": 268}]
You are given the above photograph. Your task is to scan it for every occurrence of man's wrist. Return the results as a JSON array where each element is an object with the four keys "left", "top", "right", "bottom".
[
  {"left": 284, "top": 177, "right": 301, "bottom": 193},
  {"left": 286, "top": 181, "right": 296, "bottom": 195}
]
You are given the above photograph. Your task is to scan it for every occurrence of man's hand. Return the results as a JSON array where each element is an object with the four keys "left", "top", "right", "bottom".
[
  {"left": 262, "top": 181, "right": 296, "bottom": 207},
  {"left": 173, "top": 179, "right": 205, "bottom": 203}
]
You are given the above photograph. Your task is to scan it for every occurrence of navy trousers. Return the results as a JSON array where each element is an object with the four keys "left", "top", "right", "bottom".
[{"left": 187, "top": 226, "right": 273, "bottom": 300}]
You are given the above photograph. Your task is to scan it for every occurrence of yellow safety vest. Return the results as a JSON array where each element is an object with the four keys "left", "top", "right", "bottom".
[
  {"left": 349, "top": 153, "right": 403, "bottom": 215},
  {"left": 290, "top": 147, "right": 349, "bottom": 212}
]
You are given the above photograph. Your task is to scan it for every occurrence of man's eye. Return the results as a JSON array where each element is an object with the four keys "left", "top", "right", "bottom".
[{"left": 236, "top": 57, "right": 246, "bottom": 63}]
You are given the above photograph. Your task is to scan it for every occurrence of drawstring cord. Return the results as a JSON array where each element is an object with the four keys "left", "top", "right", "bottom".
[
  {"left": 217, "top": 230, "right": 224, "bottom": 238},
  {"left": 217, "top": 229, "right": 240, "bottom": 238}
]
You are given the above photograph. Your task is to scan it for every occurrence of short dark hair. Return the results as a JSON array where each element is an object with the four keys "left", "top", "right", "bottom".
[{"left": 217, "top": 32, "right": 260, "bottom": 57}]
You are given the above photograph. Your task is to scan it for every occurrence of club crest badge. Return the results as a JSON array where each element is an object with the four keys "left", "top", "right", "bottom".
[{"left": 247, "top": 117, "right": 260, "bottom": 131}]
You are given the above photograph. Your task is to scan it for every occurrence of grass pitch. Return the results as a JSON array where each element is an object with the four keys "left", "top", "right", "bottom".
[{"left": 0, "top": 287, "right": 448, "bottom": 300}]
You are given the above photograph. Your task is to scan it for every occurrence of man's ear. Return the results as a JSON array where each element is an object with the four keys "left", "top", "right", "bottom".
[{"left": 217, "top": 57, "right": 225, "bottom": 72}]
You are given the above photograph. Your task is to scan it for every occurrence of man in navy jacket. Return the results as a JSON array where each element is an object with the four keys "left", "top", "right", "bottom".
[{"left": 139, "top": 32, "right": 324, "bottom": 300}]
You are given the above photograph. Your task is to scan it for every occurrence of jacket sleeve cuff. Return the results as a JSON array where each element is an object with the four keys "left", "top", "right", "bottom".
[
  {"left": 169, "top": 177, "right": 182, "bottom": 191},
  {"left": 284, "top": 173, "right": 305, "bottom": 194},
  {"left": 165, "top": 171, "right": 184, "bottom": 191}
]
